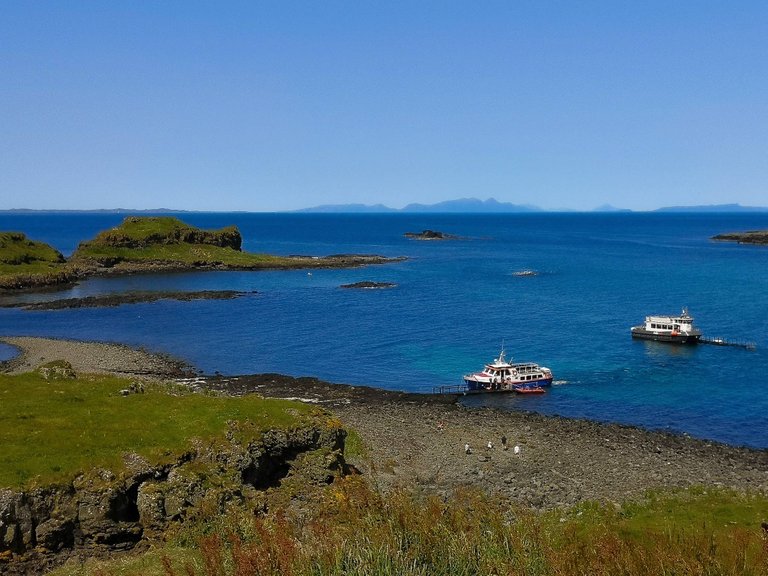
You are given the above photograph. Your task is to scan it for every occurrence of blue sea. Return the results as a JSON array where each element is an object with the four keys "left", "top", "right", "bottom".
[{"left": 1, "top": 212, "right": 767, "bottom": 449}]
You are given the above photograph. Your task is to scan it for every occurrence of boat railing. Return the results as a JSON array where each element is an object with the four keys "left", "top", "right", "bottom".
[
  {"left": 700, "top": 336, "right": 756, "bottom": 350},
  {"left": 432, "top": 384, "right": 470, "bottom": 395}
]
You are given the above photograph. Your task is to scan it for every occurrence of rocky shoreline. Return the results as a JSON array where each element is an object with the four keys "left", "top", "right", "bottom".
[
  {"left": 712, "top": 230, "right": 768, "bottom": 245},
  {"left": 3, "top": 337, "right": 767, "bottom": 511},
  {"left": 194, "top": 373, "right": 768, "bottom": 509},
  {"left": 0, "top": 290, "right": 252, "bottom": 310}
]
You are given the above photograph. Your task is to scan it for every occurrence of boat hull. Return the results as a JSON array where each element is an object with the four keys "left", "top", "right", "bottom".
[
  {"left": 631, "top": 328, "right": 701, "bottom": 344},
  {"left": 464, "top": 376, "right": 553, "bottom": 392}
]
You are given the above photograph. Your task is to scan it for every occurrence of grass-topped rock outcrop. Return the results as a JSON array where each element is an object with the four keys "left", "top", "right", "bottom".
[
  {"left": 0, "top": 232, "right": 74, "bottom": 290},
  {"left": 82, "top": 216, "right": 242, "bottom": 251},
  {"left": 0, "top": 367, "right": 346, "bottom": 570},
  {"left": 70, "top": 216, "right": 252, "bottom": 270}
]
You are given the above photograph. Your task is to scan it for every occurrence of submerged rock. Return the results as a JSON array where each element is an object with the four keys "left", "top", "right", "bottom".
[
  {"left": 5, "top": 290, "right": 250, "bottom": 311},
  {"left": 340, "top": 281, "right": 396, "bottom": 289},
  {"left": 404, "top": 230, "right": 458, "bottom": 240}
]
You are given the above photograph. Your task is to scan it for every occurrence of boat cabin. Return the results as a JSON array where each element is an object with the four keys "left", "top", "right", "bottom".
[{"left": 641, "top": 309, "right": 695, "bottom": 334}]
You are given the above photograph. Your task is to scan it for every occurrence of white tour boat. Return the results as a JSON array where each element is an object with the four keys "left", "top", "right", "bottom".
[
  {"left": 630, "top": 308, "right": 702, "bottom": 344},
  {"left": 463, "top": 349, "right": 553, "bottom": 393}
]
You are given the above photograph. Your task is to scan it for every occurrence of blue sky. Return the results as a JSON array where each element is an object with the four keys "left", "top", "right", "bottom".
[{"left": 1, "top": 1, "right": 766, "bottom": 211}]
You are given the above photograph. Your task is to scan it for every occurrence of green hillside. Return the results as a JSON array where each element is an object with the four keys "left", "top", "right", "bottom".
[{"left": 0, "top": 232, "right": 73, "bottom": 289}]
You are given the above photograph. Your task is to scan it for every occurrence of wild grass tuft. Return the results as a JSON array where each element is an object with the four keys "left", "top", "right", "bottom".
[{"left": 60, "top": 478, "right": 765, "bottom": 576}]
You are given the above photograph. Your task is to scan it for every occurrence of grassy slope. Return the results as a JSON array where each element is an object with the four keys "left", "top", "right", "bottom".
[
  {"left": 97, "top": 216, "right": 201, "bottom": 240},
  {"left": 72, "top": 242, "right": 287, "bottom": 266},
  {"left": 50, "top": 482, "right": 768, "bottom": 576},
  {"left": 0, "top": 370, "right": 315, "bottom": 490},
  {"left": 0, "top": 231, "right": 69, "bottom": 278}
]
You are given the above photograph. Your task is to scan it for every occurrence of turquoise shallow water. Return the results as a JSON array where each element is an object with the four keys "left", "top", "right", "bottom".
[{"left": 1, "top": 212, "right": 767, "bottom": 448}]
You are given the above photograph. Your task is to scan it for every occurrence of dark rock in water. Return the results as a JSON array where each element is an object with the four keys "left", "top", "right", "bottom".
[
  {"left": 3, "top": 290, "right": 250, "bottom": 310},
  {"left": 340, "top": 281, "right": 396, "bottom": 289},
  {"left": 404, "top": 229, "right": 458, "bottom": 240},
  {"left": 712, "top": 230, "right": 768, "bottom": 245}
]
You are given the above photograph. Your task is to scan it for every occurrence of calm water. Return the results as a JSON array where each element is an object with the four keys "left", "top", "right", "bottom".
[{"left": 2, "top": 212, "right": 767, "bottom": 448}]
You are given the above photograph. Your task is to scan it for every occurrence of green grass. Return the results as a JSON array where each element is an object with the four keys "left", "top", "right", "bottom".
[
  {"left": 77, "top": 216, "right": 239, "bottom": 246},
  {"left": 0, "top": 232, "right": 65, "bottom": 266},
  {"left": 99, "top": 216, "right": 201, "bottom": 241},
  {"left": 72, "top": 243, "right": 291, "bottom": 267},
  {"left": 0, "top": 371, "right": 316, "bottom": 490},
  {"left": 0, "top": 231, "right": 70, "bottom": 284},
  {"left": 343, "top": 428, "right": 368, "bottom": 460}
]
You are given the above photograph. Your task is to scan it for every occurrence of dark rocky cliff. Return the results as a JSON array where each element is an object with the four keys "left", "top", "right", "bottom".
[{"left": 0, "top": 421, "right": 346, "bottom": 573}]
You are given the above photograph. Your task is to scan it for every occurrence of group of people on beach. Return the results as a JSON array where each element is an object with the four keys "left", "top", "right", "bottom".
[
  {"left": 437, "top": 420, "right": 520, "bottom": 456},
  {"left": 464, "top": 434, "right": 519, "bottom": 455}
]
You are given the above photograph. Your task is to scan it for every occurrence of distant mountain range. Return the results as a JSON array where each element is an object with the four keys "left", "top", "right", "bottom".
[
  {"left": 296, "top": 199, "right": 768, "bottom": 214},
  {"left": 2, "top": 201, "right": 767, "bottom": 214},
  {"left": 653, "top": 203, "right": 768, "bottom": 213},
  {"left": 297, "top": 198, "right": 543, "bottom": 213}
]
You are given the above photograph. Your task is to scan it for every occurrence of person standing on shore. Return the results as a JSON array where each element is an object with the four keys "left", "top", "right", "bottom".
[{"left": 501, "top": 435, "right": 508, "bottom": 450}]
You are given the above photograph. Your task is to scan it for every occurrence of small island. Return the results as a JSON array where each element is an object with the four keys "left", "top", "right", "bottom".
[
  {"left": 712, "top": 230, "right": 768, "bottom": 245},
  {"left": 0, "top": 216, "right": 405, "bottom": 292},
  {"left": 403, "top": 229, "right": 458, "bottom": 240},
  {"left": 340, "top": 281, "right": 397, "bottom": 289}
]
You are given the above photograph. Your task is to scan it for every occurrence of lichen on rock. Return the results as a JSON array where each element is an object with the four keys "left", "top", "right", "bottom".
[{"left": 35, "top": 360, "right": 76, "bottom": 381}]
